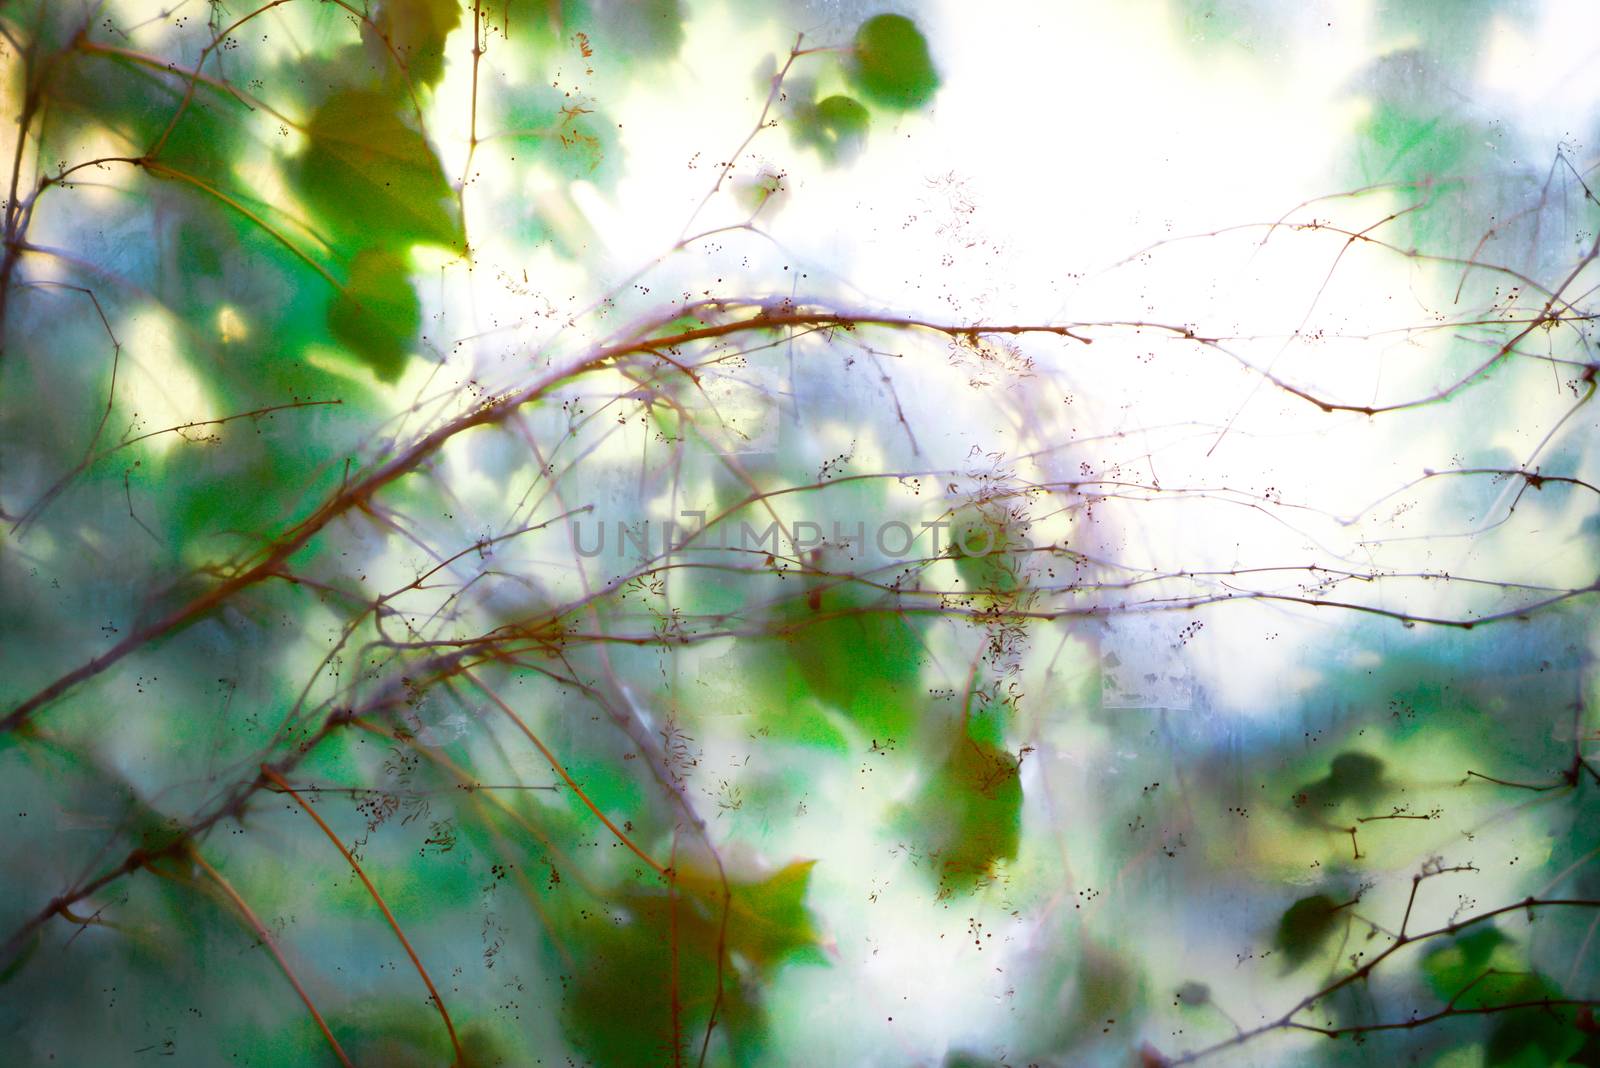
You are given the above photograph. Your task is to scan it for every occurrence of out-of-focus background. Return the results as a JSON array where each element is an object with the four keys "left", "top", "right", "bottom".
[{"left": 2, "top": 1, "right": 1599, "bottom": 1064}]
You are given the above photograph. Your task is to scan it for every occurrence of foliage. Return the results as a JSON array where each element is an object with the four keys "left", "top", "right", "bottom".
[{"left": 0, "top": 1, "right": 1597, "bottom": 1066}]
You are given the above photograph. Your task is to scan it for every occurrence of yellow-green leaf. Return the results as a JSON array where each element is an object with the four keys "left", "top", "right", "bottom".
[{"left": 296, "top": 89, "right": 464, "bottom": 250}]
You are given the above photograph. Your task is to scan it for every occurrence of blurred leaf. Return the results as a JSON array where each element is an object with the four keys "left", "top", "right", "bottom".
[
  {"left": 732, "top": 167, "right": 788, "bottom": 215},
  {"left": 564, "top": 859, "right": 822, "bottom": 1066},
  {"left": 1291, "top": 750, "right": 1386, "bottom": 818},
  {"left": 583, "top": 0, "right": 686, "bottom": 61},
  {"left": 1421, "top": 925, "right": 1510, "bottom": 1002},
  {"left": 1273, "top": 893, "right": 1343, "bottom": 968},
  {"left": 1373, "top": 2, "right": 1509, "bottom": 65},
  {"left": 761, "top": 579, "right": 925, "bottom": 741},
  {"left": 849, "top": 14, "right": 939, "bottom": 110},
  {"left": 1485, "top": 989, "right": 1583, "bottom": 1067},
  {"left": 1572, "top": 1021, "right": 1600, "bottom": 1068},
  {"left": 646, "top": 859, "right": 823, "bottom": 971},
  {"left": 964, "top": 692, "right": 1010, "bottom": 748},
  {"left": 900, "top": 729, "right": 1022, "bottom": 895},
  {"left": 1361, "top": 104, "right": 1477, "bottom": 186},
  {"left": 296, "top": 89, "right": 464, "bottom": 250},
  {"left": 795, "top": 94, "right": 870, "bottom": 164},
  {"left": 949, "top": 504, "right": 1023, "bottom": 596},
  {"left": 943, "top": 1052, "right": 1002, "bottom": 1068},
  {"left": 46, "top": 43, "right": 243, "bottom": 189},
  {"left": 364, "top": 0, "right": 463, "bottom": 87},
  {"left": 329, "top": 1001, "right": 515, "bottom": 1067},
  {"left": 328, "top": 248, "right": 422, "bottom": 381},
  {"left": 1350, "top": 51, "right": 1498, "bottom": 246},
  {"left": 1061, "top": 940, "right": 1141, "bottom": 1045}
]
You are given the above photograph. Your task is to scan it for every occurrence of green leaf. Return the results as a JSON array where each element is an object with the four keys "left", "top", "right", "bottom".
[
  {"left": 1272, "top": 893, "right": 1343, "bottom": 968},
  {"left": 849, "top": 14, "right": 940, "bottom": 111},
  {"left": 46, "top": 35, "right": 246, "bottom": 189},
  {"left": 1421, "top": 946, "right": 1582, "bottom": 1068},
  {"left": 296, "top": 89, "right": 464, "bottom": 250},
  {"left": 328, "top": 248, "right": 422, "bottom": 381},
  {"left": 1324, "top": 751, "right": 1385, "bottom": 795}
]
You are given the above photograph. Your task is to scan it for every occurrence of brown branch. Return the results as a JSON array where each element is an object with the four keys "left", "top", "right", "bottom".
[
  {"left": 189, "top": 849, "right": 354, "bottom": 1068},
  {"left": 1286, "top": 995, "right": 1599, "bottom": 1039},
  {"left": 259, "top": 765, "right": 464, "bottom": 1066},
  {"left": 461, "top": 670, "right": 669, "bottom": 878}
]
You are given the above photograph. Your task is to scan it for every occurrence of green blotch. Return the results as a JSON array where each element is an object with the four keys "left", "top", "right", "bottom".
[
  {"left": 964, "top": 696, "right": 1009, "bottom": 748},
  {"left": 500, "top": 87, "right": 619, "bottom": 183},
  {"left": 849, "top": 14, "right": 939, "bottom": 111},
  {"left": 1063, "top": 942, "right": 1140, "bottom": 1044},
  {"left": 504, "top": 0, "right": 685, "bottom": 61},
  {"left": 1172, "top": 0, "right": 1265, "bottom": 51},
  {"left": 50, "top": 36, "right": 244, "bottom": 190},
  {"left": 1353, "top": 92, "right": 1493, "bottom": 247},
  {"left": 1360, "top": 104, "right": 1478, "bottom": 187},
  {"left": 1570, "top": 1031, "right": 1600, "bottom": 1068}
]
